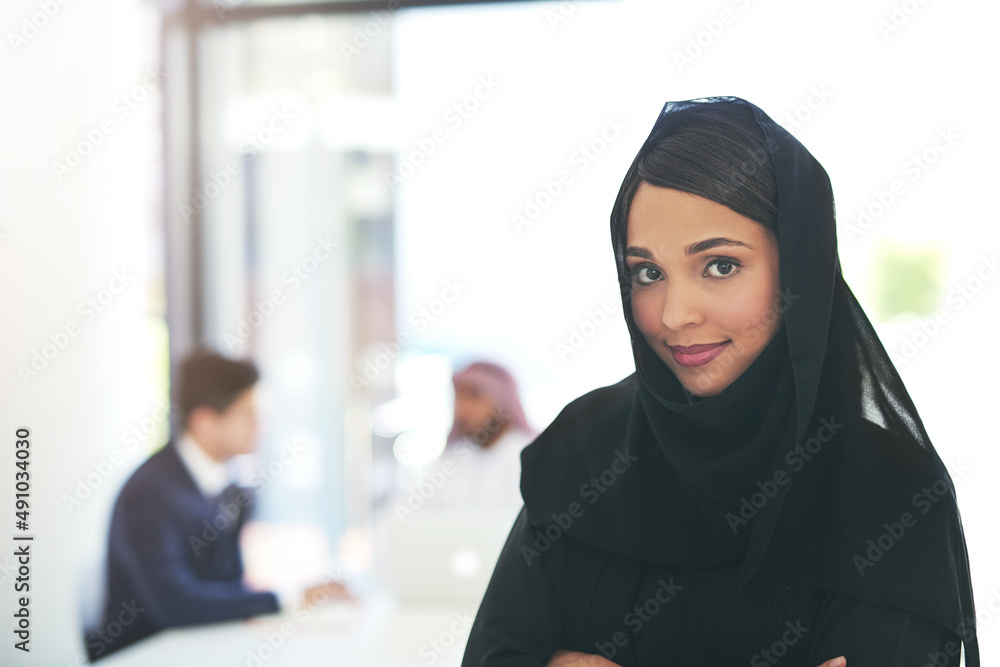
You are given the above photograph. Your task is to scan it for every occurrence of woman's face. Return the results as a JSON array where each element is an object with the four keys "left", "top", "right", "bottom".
[{"left": 625, "top": 182, "right": 783, "bottom": 397}]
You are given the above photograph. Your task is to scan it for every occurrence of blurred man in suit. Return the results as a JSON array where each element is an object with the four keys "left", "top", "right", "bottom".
[{"left": 90, "top": 350, "right": 346, "bottom": 660}]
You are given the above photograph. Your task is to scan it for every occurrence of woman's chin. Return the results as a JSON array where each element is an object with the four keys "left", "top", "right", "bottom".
[{"left": 681, "top": 379, "right": 725, "bottom": 398}]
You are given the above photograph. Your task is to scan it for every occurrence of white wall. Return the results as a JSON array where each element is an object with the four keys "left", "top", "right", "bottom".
[{"left": 0, "top": 0, "right": 163, "bottom": 664}]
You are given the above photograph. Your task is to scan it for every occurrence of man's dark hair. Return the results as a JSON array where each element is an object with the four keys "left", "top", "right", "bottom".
[{"left": 175, "top": 349, "right": 260, "bottom": 429}]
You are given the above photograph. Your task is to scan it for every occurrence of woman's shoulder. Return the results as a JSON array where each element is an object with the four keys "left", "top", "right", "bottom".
[
  {"left": 519, "top": 373, "right": 637, "bottom": 471},
  {"left": 538, "top": 373, "right": 637, "bottom": 439}
]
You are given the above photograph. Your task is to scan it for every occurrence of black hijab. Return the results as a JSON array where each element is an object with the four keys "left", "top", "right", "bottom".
[{"left": 519, "top": 96, "right": 979, "bottom": 664}]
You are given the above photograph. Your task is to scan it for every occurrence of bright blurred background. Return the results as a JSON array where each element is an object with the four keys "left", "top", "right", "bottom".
[{"left": 1, "top": 0, "right": 998, "bottom": 665}]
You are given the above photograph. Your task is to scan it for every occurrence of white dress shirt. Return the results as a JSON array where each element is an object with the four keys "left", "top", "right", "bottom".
[
  {"left": 175, "top": 432, "right": 234, "bottom": 498},
  {"left": 420, "top": 426, "right": 533, "bottom": 514}
]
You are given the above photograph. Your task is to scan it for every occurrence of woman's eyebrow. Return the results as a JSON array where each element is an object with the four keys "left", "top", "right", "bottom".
[
  {"left": 625, "top": 237, "right": 755, "bottom": 260},
  {"left": 625, "top": 246, "right": 654, "bottom": 259},
  {"left": 686, "top": 237, "right": 755, "bottom": 256}
]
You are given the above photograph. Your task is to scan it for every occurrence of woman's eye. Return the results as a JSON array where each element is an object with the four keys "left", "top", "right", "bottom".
[
  {"left": 706, "top": 258, "right": 741, "bottom": 279},
  {"left": 632, "top": 265, "right": 662, "bottom": 284}
]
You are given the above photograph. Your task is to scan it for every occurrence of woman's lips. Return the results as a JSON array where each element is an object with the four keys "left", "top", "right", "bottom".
[{"left": 669, "top": 341, "right": 731, "bottom": 367}]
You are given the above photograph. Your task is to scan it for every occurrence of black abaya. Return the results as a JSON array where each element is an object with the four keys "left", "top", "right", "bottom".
[{"left": 464, "top": 502, "right": 958, "bottom": 666}]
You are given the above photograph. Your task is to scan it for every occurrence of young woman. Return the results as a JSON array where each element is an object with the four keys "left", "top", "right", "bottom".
[{"left": 460, "top": 97, "right": 978, "bottom": 667}]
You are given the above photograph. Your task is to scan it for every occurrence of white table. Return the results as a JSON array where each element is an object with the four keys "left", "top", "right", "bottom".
[{"left": 99, "top": 590, "right": 475, "bottom": 667}]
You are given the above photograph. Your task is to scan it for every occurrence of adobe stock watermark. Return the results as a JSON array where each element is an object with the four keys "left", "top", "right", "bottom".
[
  {"left": 411, "top": 609, "right": 476, "bottom": 665},
  {"left": 544, "top": 0, "right": 580, "bottom": 30},
  {"left": 85, "top": 600, "right": 145, "bottom": 660},
  {"left": 17, "top": 268, "right": 135, "bottom": 385},
  {"left": 7, "top": 0, "right": 74, "bottom": 53},
  {"left": 714, "top": 133, "right": 781, "bottom": 204},
  {"left": 776, "top": 85, "right": 834, "bottom": 132},
  {"left": 212, "top": 0, "right": 245, "bottom": 21},
  {"left": 922, "top": 617, "right": 978, "bottom": 667},
  {"left": 521, "top": 447, "right": 639, "bottom": 566},
  {"left": 595, "top": 577, "right": 683, "bottom": 661},
  {"left": 51, "top": 66, "right": 165, "bottom": 183},
  {"left": 511, "top": 116, "right": 628, "bottom": 234},
  {"left": 924, "top": 585, "right": 1000, "bottom": 666},
  {"left": 188, "top": 438, "right": 307, "bottom": 557},
  {"left": 556, "top": 295, "right": 621, "bottom": 363},
  {"left": 63, "top": 398, "right": 173, "bottom": 514},
  {"left": 394, "top": 443, "right": 472, "bottom": 523},
  {"left": 725, "top": 415, "right": 845, "bottom": 534},
  {"left": 750, "top": 619, "right": 811, "bottom": 666},
  {"left": 672, "top": 0, "right": 755, "bottom": 73},
  {"left": 338, "top": 0, "right": 415, "bottom": 62},
  {"left": 234, "top": 622, "right": 297, "bottom": 667},
  {"left": 845, "top": 126, "right": 959, "bottom": 244},
  {"left": 940, "top": 456, "right": 971, "bottom": 488},
  {"left": 853, "top": 460, "right": 971, "bottom": 583},
  {"left": 0, "top": 555, "right": 20, "bottom": 587},
  {"left": 180, "top": 106, "right": 296, "bottom": 223},
  {"left": 394, "top": 404, "right": 512, "bottom": 523},
  {"left": 233, "top": 561, "right": 357, "bottom": 667},
  {"left": 877, "top": 0, "right": 932, "bottom": 40},
  {"left": 245, "top": 438, "right": 311, "bottom": 490},
  {"left": 350, "top": 278, "right": 469, "bottom": 391},
  {"left": 383, "top": 75, "right": 501, "bottom": 190},
  {"left": 702, "top": 84, "right": 832, "bottom": 204},
  {"left": 682, "top": 286, "right": 799, "bottom": 396},
  {"left": 224, "top": 236, "right": 340, "bottom": 352},
  {"left": 896, "top": 254, "right": 999, "bottom": 365},
  {"left": 851, "top": 476, "right": 953, "bottom": 576}
]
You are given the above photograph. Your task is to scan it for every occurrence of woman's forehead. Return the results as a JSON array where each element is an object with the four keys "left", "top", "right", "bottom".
[{"left": 626, "top": 185, "right": 774, "bottom": 249}]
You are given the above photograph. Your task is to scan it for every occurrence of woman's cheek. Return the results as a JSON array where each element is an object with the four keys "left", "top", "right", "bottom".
[
  {"left": 631, "top": 292, "right": 661, "bottom": 337},
  {"left": 727, "top": 288, "right": 780, "bottom": 342}
]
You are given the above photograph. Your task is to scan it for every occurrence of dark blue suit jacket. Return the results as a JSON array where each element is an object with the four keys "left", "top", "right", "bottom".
[{"left": 90, "top": 440, "right": 278, "bottom": 659}]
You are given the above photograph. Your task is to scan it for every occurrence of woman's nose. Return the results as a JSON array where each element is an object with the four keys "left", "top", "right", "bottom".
[{"left": 660, "top": 282, "right": 705, "bottom": 331}]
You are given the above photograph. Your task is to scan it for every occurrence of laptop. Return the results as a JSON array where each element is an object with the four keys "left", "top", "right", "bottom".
[{"left": 386, "top": 508, "right": 519, "bottom": 606}]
